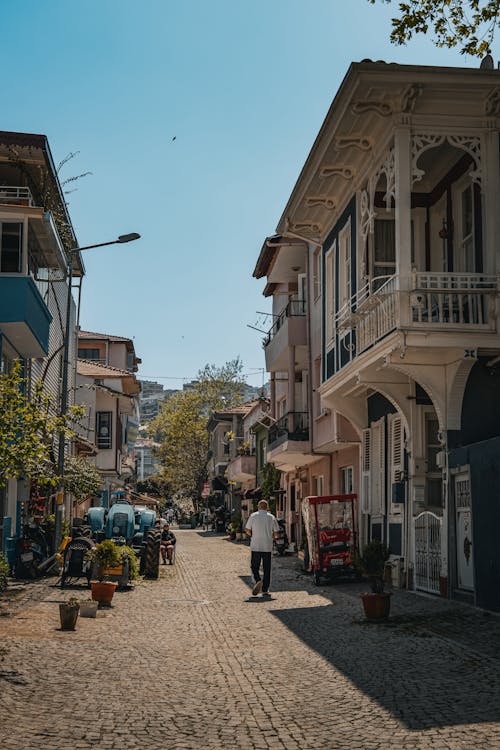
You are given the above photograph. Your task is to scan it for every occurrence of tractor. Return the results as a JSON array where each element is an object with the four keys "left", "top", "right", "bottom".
[{"left": 87, "top": 501, "right": 161, "bottom": 580}]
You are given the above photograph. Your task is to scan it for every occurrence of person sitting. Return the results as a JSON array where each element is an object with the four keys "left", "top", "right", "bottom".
[{"left": 160, "top": 524, "right": 176, "bottom": 564}]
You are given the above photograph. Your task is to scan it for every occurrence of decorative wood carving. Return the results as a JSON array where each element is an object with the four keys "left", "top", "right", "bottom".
[
  {"left": 359, "top": 146, "right": 395, "bottom": 244},
  {"left": 401, "top": 83, "right": 423, "bottom": 113},
  {"left": 290, "top": 221, "right": 322, "bottom": 235},
  {"left": 412, "top": 133, "right": 482, "bottom": 186},
  {"left": 335, "top": 136, "right": 372, "bottom": 151},
  {"left": 352, "top": 100, "right": 392, "bottom": 117},
  {"left": 319, "top": 165, "right": 355, "bottom": 180},
  {"left": 485, "top": 88, "right": 500, "bottom": 115},
  {"left": 305, "top": 195, "right": 336, "bottom": 210}
]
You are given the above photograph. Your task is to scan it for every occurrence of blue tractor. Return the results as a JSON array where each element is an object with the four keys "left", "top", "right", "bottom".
[{"left": 87, "top": 501, "right": 161, "bottom": 579}]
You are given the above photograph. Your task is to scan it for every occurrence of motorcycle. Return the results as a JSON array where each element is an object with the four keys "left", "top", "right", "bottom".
[
  {"left": 274, "top": 519, "right": 289, "bottom": 556},
  {"left": 14, "top": 523, "right": 50, "bottom": 579}
]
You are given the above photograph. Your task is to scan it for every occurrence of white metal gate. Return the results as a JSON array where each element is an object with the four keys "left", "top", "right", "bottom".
[{"left": 414, "top": 511, "right": 442, "bottom": 594}]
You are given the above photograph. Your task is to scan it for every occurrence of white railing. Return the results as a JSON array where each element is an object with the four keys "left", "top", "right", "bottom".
[
  {"left": 0, "top": 186, "right": 35, "bottom": 206},
  {"left": 410, "top": 272, "right": 497, "bottom": 328},
  {"left": 334, "top": 272, "right": 498, "bottom": 355},
  {"left": 357, "top": 275, "right": 398, "bottom": 353}
]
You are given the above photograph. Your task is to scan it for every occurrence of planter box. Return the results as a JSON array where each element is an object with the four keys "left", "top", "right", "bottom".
[{"left": 79, "top": 600, "right": 98, "bottom": 618}]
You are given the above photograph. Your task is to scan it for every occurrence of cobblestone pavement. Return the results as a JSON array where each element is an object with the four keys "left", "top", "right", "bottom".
[{"left": 1, "top": 530, "right": 500, "bottom": 750}]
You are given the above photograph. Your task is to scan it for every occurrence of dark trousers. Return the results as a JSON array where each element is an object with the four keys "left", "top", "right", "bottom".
[{"left": 251, "top": 551, "right": 272, "bottom": 592}]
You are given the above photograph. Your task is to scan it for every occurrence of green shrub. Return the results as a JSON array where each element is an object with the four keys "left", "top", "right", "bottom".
[
  {"left": 120, "top": 545, "right": 140, "bottom": 580},
  {"left": 86, "top": 539, "right": 122, "bottom": 580},
  {"left": 355, "top": 540, "right": 391, "bottom": 593}
]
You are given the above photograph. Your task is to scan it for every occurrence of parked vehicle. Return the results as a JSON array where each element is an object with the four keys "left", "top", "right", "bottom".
[
  {"left": 13, "top": 523, "right": 50, "bottom": 579},
  {"left": 274, "top": 519, "right": 289, "bottom": 555},
  {"left": 302, "top": 494, "right": 358, "bottom": 586},
  {"left": 87, "top": 501, "right": 160, "bottom": 579},
  {"left": 213, "top": 507, "right": 228, "bottom": 533}
]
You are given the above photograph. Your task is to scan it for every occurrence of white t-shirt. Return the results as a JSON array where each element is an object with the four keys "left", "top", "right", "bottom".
[{"left": 245, "top": 510, "right": 280, "bottom": 552}]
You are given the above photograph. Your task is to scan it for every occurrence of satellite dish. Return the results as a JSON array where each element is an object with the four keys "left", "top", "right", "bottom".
[{"left": 480, "top": 54, "right": 494, "bottom": 69}]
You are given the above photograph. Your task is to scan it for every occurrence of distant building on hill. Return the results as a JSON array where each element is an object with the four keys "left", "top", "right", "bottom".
[{"left": 138, "top": 380, "right": 176, "bottom": 423}]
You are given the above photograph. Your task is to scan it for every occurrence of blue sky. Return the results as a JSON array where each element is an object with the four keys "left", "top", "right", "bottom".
[{"left": 0, "top": 0, "right": 476, "bottom": 387}]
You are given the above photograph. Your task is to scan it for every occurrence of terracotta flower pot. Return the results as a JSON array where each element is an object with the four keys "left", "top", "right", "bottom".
[
  {"left": 90, "top": 580, "right": 118, "bottom": 606},
  {"left": 360, "top": 592, "right": 392, "bottom": 621},
  {"left": 59, "top": 602, "right": 80, "bottom": 631}
]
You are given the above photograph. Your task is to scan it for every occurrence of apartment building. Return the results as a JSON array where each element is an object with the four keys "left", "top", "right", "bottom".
[
  {"left": 255, "top": 60, "right": 500, "bottom": 612},
  {"left": 0, "top": 130, "right": 80, "bottom": 551},
  {"left": 75, "top": 331, "right": 141, "bottom": 507}
]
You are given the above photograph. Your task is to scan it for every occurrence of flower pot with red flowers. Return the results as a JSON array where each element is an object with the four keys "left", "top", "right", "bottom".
[{"left": 355, "top": 540, "right": 392, "bottom": 621}]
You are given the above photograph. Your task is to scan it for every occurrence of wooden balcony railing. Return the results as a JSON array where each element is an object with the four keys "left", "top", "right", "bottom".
[{"left": 333, "top": 273, "right": 498, "bottom": 356}]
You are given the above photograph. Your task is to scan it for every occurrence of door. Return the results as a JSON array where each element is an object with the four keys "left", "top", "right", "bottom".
[
  {"left": 455, "top": 472, "right": 474, "bottom": 591},
  {"left": 414, "top": 511, "right": 442, "bottom": 594}
]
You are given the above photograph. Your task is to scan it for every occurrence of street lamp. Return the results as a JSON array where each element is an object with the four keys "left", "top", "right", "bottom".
[{"left": 54, "top": 232, "right": 141, "bottom": 547}]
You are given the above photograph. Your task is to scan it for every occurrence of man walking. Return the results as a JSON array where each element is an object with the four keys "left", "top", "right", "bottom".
[{"left": 245, "top": 499, "right": 280, "bottom": 597}]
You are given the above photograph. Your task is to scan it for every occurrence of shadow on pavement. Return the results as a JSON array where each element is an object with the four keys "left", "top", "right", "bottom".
[{"left": 269, "top": 598, "right": 500, "bottom": 730}]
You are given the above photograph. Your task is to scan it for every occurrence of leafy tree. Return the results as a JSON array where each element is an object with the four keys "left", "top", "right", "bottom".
[
  {"left": 195, "top": 358, "right": 245, "bottom": 412},
  {"left": 369, "top": 0, "right": 500, "bottom": 57},
  {"left": 151, "top": 390, "right": 209, "bottom": 500},
  {"left": 63, "top": 456, "right": 102, "bottom": 500},
  {"left": 151, "top": 359, "right": 245, "bottom": 499},
  {"left": 136, "top": 473, "right": 171, "bottom": 498},
  {"left": 0, "top": 361, "right": 85, "bottom": 488}
]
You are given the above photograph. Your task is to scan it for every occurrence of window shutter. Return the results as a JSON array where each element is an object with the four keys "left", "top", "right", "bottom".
[
  {"left": 361, "top": 429, "right": 371, "bottom": 513},
  {"left": 390, "top": 414, "right": 404, "bottom": 510},
  {"left": 390, "top": 415, "right": 404, "bottom": 483},
  {"left": 370, "top": 420, "right": 385, "bottom": 516}
]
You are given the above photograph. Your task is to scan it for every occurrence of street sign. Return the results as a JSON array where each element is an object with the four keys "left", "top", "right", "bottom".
[{"left": 201, "top": 482, "right": 210, "bottom": 499}]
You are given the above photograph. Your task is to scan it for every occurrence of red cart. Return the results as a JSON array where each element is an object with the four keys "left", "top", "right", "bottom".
[{"left": 302, "top": 494, "right": 358, "bottom": 586}]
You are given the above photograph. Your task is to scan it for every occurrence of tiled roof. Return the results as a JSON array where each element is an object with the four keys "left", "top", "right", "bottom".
[
  {"left": 216, "top": 399, "right": 260, "bottom": 416},
  {"left": 78, "top": 330, "right": 133, "bottom": 343},
  {"left": 77, "top": 359, "right": 133, "bottom": 378}
]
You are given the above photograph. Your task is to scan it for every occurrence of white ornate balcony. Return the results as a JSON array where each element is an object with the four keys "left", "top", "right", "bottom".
[{"left": 335, "top": 273, "right": 498, "bottom": 356}]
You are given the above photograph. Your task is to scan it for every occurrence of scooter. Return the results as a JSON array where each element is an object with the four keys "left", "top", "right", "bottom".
[
  {"left": 13, "top": 523, "right": 50, "bottom": 579},
  {"left": 274, "top": 519, "right": 289, "bottom": 556}
]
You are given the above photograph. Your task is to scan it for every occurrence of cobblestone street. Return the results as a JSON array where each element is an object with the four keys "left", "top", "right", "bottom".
[{"left": 1, "top": 529, "right": 500, "bottom": 750}]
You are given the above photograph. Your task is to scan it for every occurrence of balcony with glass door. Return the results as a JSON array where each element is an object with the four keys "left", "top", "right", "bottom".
[{"left": 0, "top": 220, "right": 53, "bottom": 357}]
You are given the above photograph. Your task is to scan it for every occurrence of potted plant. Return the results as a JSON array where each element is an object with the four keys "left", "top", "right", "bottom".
[
  {"left": 79, "top": 599, "right": 99, "bottom": 618},
  {"left": 230, "top": 511, "right": 242, "bottom": 540},
  {"left": 356, "top": 540, "right": 392, "bottom": 621},
  {"left": 87, "top": 540, "right": 121, "bottom": 605},
  {"left": 59, "top": 596, "right": 80, "bottom": 630},
  {"left": 237, "top": 441, "right": 251, "bottom": 456}
]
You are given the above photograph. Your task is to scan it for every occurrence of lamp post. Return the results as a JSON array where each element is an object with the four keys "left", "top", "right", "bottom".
[{"left": 54, "top": 233, "right": 141, "bottom": 548}]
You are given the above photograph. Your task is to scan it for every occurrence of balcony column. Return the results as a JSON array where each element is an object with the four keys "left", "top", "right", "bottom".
[
  {"left": 288, "top": 345, "right": 295, "bottom": 433},
  {"left": 394, "top": 128, "right": 412, "bottom": 326}
]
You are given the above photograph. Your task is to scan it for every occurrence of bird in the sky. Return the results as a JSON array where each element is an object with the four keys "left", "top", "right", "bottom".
[{"left": 172, "top": 136, "right": 176, "bottom": 141}]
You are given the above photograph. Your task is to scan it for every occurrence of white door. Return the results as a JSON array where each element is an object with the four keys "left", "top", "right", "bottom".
[{"left": 455, "top": 472, "right": 474, "bottom": 591}]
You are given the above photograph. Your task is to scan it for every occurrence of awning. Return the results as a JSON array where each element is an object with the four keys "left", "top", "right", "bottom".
[{"left": 243, "top": 487, "right": 262, "bottom": 500}]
